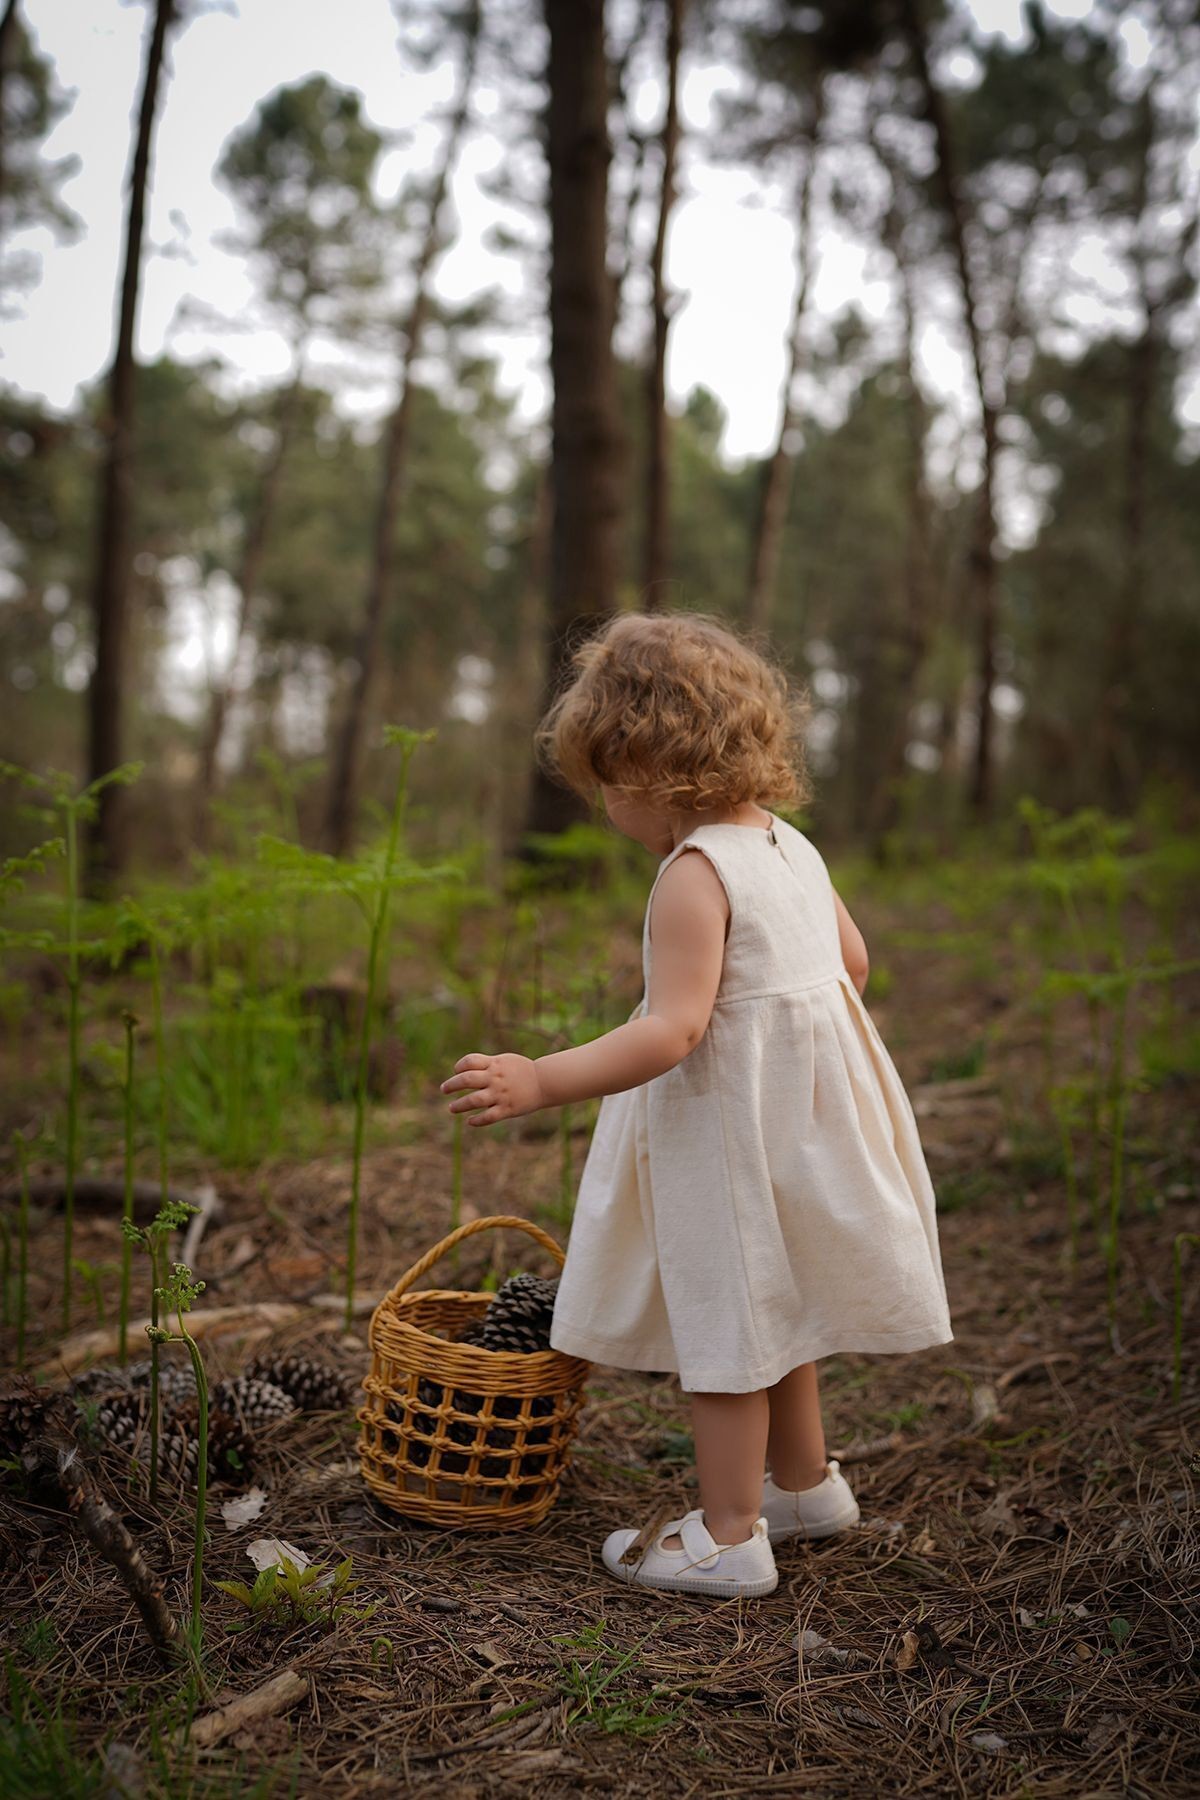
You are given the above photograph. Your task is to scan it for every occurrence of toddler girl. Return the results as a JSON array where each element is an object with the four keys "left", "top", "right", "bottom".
[{"left": 441, "top": 612, "right": 952, "bottom": 1598}]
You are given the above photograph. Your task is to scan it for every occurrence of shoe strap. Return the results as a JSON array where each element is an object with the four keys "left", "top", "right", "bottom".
[{"left": 678, "top": 1510, "right": 721, "bottom": 1568}]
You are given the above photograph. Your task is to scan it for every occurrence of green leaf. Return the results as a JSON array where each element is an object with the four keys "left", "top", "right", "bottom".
[
  {"left": 251, "top": 1567, "right": 278, "bottom": 1608},
  {"left": 214, "top": 1580, "right": 255, "bottom": 1608},
  {"left": 1108, "top": 1616, "right": 1132, "bottom": 1646}
]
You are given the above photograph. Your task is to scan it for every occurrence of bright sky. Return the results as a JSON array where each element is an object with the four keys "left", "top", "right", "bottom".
[{"left": 3, "top": 0, "right": 1130, "bottom": 466}]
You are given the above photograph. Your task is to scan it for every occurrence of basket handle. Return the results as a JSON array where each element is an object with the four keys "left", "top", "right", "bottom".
[{"left": 385, "top": 1214, "right": 566, "bottom": 1303}]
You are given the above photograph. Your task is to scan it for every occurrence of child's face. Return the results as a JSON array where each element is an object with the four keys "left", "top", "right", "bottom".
[{"left": 600, "top": 785, "right": 675, "bottom": 856}]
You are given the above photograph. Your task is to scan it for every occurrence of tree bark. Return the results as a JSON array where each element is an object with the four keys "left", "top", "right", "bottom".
[
  {"left": 323, "top": 7, "right": 481, "bottom": 857},
  {"left": 863, "top": 126, "right": 934, "bottom": 848},
  {"left": 194, "top": 367, "right": 306, "bottom": 836},
  {"left": 744, "top": 90, "right": 822, "bottom": 636},
  {"left": 85, "top": 0, "right": 176, "bottom": 889},
  {"left": 897, "top": 0, "right": 1000, "bottom": 821},
  {"left": 0, "top": 0, "right": 21, "bottom": 209},
  {"left": 641, "top": 0, "right": 685, "bottom": 607},
  {"left": 524, "top": 0, "right": 626, "bottom": 839}
]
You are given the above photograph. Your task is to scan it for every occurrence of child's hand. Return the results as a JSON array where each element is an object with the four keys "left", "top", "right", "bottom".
[{"left": 440, "top": 1053, "right": 545, "bottom": 1127}]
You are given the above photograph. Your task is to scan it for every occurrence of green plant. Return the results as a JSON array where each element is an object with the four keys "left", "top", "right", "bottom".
[
  {"left": 114, "top": 897, "right": 186, "bottom": 1212},
  {"left": 118, "top": 1012, "right": 138, "bottom": 1364},
  {"left": 123, "top": 1199, "right": 197, "bottom": 1506},
  {"left": 0, "top": 1659, "right": 104, "bottom": 1798},
  {"left": 70, "top": 1256, "right": 112, "bottom": 1327},
  {"left": 150, "top": 1257, "right": 208, "bottom": 1647},
  {"left": 0, "top": 760, "right": 142, "bottom": 1328},
  {"left": 258, "top": 726, "right": 458, "bottom": 1328},
  {"left": 548, "top": 1621, "right": 683, "bottom": 1737},
  {"left": 215, "top": 1552, "right": 373, "bottom": 1634},
  {"left": 11, "top": 1130, "right": 32, "bottom": 1368}
]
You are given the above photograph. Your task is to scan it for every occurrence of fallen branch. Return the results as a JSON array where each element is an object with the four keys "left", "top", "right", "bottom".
[
  {"left": 831, "top": 1431, "right": 903, "bottom": 1465},
  {"left": 0, "top": 1175, "right": 217, "bottom": 1219},
  {"left": 6, "top": 1384, "right": 182, "bottom": 1665},
  {"left": 188, "top": 1668, "right": 308, "bottom": 1749},
  {"left": 40, "top": 1301, "right": 308, "bottom": 1377}
]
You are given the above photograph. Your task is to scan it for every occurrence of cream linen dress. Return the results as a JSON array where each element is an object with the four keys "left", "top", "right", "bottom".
[{"left": 549, "top": 814, "right": 953, "bottom": 1393}]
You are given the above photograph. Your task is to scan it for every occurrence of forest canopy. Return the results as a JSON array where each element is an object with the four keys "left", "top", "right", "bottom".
[{"left": 1, "top": 0, "right": 1197, "bottom": 873}]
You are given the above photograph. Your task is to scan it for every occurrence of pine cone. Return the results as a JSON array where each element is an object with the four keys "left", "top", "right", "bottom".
[
  {"left": 0, "top": 1379, "right": 50, "bottom": 1455},
  {"left": 127, "top": 1359, "right": 194, "bottom": 1407},
  {"left": 92, "top": 1391, "right": 149, "bottom": 1457},
  {"left": 477, "top": 1274, "right": 559, "bottom": 1355},
  {"left": 166, "top": 1400, "right": 254, "bottom": 1485},
  {"left": 244, "top": 1354, "right": 349, "bottom": 1412},
  {"left": 71, "top": 1359, "right": 193, "bottom": 1407},
  {"left": 212, "top": 1375, "right": 296, "bottom": 1433},
  {"left": 84, "top": 1390, "right": 195, "bottom": 1481},
  {"left": 205, "top": 1409, "right": 256, "bottom": 1485}
]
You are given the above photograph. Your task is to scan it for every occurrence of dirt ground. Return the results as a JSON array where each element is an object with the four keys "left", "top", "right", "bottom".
[{"left": 2, "top": 917, "right": 1197, "bottom": 1798}]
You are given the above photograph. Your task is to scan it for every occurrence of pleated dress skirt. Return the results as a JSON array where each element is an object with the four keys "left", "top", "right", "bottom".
[{"left": 549, "top": 814, "right": 954, "bottom": 1394}]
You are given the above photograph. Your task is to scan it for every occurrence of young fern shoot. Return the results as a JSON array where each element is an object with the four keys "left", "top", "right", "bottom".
[{"left": 151, "top": 1258, "right": 209, "bottom": 1651}]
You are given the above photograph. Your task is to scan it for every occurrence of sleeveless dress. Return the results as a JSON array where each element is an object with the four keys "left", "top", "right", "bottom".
[{"left": 548, "top": 814, "right": 953, "bottom": 1393}]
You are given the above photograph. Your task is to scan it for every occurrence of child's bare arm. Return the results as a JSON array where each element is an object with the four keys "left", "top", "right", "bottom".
[
  {"left": 441, "top": 850, "right": 728, "bottom": 1127},
  {"left": 832, "top": 886, "right": 869, "bottom": 994}
]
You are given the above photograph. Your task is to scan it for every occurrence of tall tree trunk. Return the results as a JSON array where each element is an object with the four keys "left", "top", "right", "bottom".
[
  {"left": 897, "top": 0, "right": 1000, "bottom": 821},
  {"left": 524, "top": 0, "right": 626, "bottom": 839},
  {"left": 744, "top": 91, "right": 821, "bottom": 635},
  {"left": 608, "top": 1, "right": 654, "bottom": 337},
  {"left": 194, "top": 367, "right": 306, "bottom": 837},
  {"left": 863, "top": 129, "right": 933, "bottom": 849},
  {"left": 322, "top": 6, "right": 482, "bottom": 856},
  {"left": 642, "top": 0, "right": 685, "bottom": 606},
  {"left": 0, "top": 0, "right": 21, "bottom": 208},
  {"left": 85, "top": 0, "right": 175, "bottom": 888}
]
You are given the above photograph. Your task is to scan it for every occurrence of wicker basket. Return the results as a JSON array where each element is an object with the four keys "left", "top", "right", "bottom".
[{"left": 358, "top": 1215, "right": 589, "bottom": 1529}]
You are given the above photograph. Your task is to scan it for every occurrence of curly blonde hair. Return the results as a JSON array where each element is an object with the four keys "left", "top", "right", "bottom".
[{"left": 534, "top": 610, "right": 814, "bottom": 815}]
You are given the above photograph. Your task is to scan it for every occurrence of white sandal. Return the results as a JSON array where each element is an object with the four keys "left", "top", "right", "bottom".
[{"left": 601, "top": 1508, "right": 779, "bottom": 1597}]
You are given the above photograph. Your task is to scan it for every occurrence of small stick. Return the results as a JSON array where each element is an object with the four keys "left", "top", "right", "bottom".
[{"left": 188, "top": 1668, "right": 308, "bottom": 1749}]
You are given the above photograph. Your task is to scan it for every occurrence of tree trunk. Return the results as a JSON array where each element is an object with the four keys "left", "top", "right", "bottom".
[
  {"left": 744, "top": 91, "right": 821, "bottom": 636},
  {"left": 863, "top": 129, "right": 934, "bottom": 848},
  {"left": 524, "top": 0, "right": 626, "bottom": 839},
  {"left": 323, "top": 6, "right": 481, "bottom": 856},
  {"left": 642, "top": 0, "right": 685, "bottom": 607},
  {"left": 0, "top": 0, "right": 20, "bottom": 209},
  {"left": 194, "top": 368, "right": 306, "bottom": 836},
  {"left": 85, "top": 0, "right": 175, "bottom": 888},
  {"left": 897, "top": 0, "right": 1000, "bottom": 822}
]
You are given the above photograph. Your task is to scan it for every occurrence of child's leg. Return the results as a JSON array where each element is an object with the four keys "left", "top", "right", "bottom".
[
  {"left": 765, "top": 1362, "right": 827, "bottom": 1491},
  {"left": 667, "top": 1389, "right": 769, "bottom": 1547}
]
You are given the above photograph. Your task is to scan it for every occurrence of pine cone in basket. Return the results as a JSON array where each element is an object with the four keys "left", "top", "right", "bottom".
[
  {"left": 212, "top": 1374, "right": 296, "bottom": 1433},
  {"left": 476, "top": 1274, "right": 559, "bottom": 1356},
  {"left": 244, "top": 1353, "right": 349, "bottom": 1411}
]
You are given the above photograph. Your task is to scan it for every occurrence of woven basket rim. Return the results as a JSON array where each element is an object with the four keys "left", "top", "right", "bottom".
[{"left": 370, "top": 1288, "right": 585, "bottom": 1375}]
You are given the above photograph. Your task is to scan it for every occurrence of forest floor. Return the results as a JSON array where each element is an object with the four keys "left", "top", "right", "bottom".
[{"left": 2, "top": 891, "right": 1198, "bottom": 1799}]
